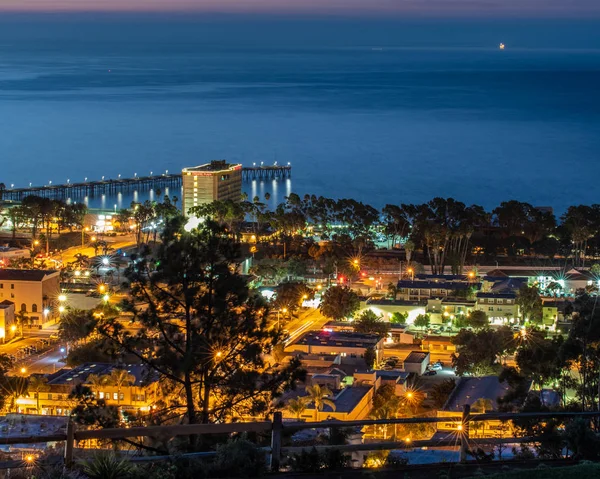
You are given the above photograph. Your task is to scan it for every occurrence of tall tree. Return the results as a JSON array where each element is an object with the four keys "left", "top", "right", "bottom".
[
  {"left": 354, "top": 310, "right": 390, "bottom": 337},
  {"left": 99, "top": 218, "right": 304, "bottom": 426},
  {"left": 106, "top": 369, "right": 136, "bottom": 405},
  {"left": 28, "top": 375, "right": 48, "bottom": 414},
  {"left": 306, "top": 384, "right": 336, "bottom": 421},
  {"left": 319, "top": 286, "right": 360, "bottom": 320},
  {"left": 516, "top": 285, "right": 543, "bottom": 324},
  {"left": 286, "top": 397, "right": 309, "bottom": 420}
]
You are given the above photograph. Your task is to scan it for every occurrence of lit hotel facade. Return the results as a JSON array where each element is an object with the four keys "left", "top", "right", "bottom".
[{"left": 182, "top": 160, "right": 243, "bottom": 216}]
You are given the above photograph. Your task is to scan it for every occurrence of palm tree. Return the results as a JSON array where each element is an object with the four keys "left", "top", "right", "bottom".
[
  {"left": 106, "top": 369, "right": 136, "bottom": 405},
  {"left": 471, "top": 398, "right": 494, "bottom": 437},
  {"left": 471, "top": 397, "right": 493, "bottom": 414},
  {"left": 15, "top": 310, "right": 30, "bottom": 337},
  {"left": 286, "top": 397, "right": 309, "bottom": 420},
  {"left": 388, "top": 283, "right": 399, "bottom": 301},
  {"left": 28, "top": 375, "right": 48, "bottom": 414},
  {"left": 5, "top": 377, "right": 29, "bottom": 413},
  {"left": 306, "top": 384, "right": 336, "bottom": 421},
  {"left": 87, "top": 373, "right": 107, "bottom": 399},
  {"left": 404, "top": 240, "right": 415, "bottom": 265}
]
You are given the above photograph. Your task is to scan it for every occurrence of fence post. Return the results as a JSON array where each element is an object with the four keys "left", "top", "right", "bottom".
[
  {"left": 459, "top": 404, "right": 470, "bottom": 463},
  {"left": 270, "top": 411, "right": 283, "bottom": 472},
  {"left": 64, "top": 420, "right": 75, "bottom": 468}
]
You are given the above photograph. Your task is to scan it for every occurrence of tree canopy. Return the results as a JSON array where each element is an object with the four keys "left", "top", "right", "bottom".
[{"left": 319, "top": 286, "right": 360, "bottom": 320}]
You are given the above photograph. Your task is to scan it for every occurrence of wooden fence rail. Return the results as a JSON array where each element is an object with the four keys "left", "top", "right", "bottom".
[{"left": 0, "top": 407, "right": 599, "bottom": 472}]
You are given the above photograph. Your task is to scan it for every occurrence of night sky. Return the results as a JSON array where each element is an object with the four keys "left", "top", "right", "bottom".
[{"left": 1, "top": 0, "right": 599, "bottom": 16}]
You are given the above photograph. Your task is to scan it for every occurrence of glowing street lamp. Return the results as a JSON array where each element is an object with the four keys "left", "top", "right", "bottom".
[
  {"left": 103, "top": 294, "right": 110, "bottom": 302},
  {"left": 20, "top": 367, "right": 27, "bottom": 374},
  {"left": 407, "top": 268, "right": 414, "bottom": 281},
  {"left": 58, "top": 306, "right": 65, "bottom": 313},
  {"left": 58, "top": 294, "right": 67, "bottom": 302}
]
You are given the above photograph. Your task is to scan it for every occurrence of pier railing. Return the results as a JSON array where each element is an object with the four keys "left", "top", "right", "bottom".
[
  {"left": 1, "top": 174, "right": 182, "bottom": 202},
  {"left": 1, "top": 165, "right": 292, "bottom": 202},
  {"left": 1, "top": 406, "right": 600, "bottom": 472}
]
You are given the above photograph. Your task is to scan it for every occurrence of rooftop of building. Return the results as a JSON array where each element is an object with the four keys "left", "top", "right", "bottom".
[
  {"left": 292, "top": 330, "right": 383, "bottom": 348},
  {"left": 288, "top": 385, "right": 373, "bottom": 414},
  {"left": 0, "top": 300, "right": 13, "bottom": 309},
  {"left": 182, "top": 160, "right": 241, "bottom": 174},
  {"left": 476, "top": 292, "right": 517, "bottom": 299},
  {"left": 365, "top": 298, "right": 427, "bottom": 307},
  {"left": 440, "top": 298, "right": 477, "bottom": 305},
  {"left": 397, "top": 280, "right": 479, "bottom": 291},
  {"left": 443, "top": 376, "right": 514, "bottom": 412},
  {"left": 0, "top": 269, "right": 59, "bottom": 282},
  {"left": 488, "top": 277, "right": 528, "bottom": 293},
  {"left": 415, "top": 274, "right": 469, "bottom": 281},
  {"left": 46, "top": 363, "right": 150, "bottom": 387},
  {"left": 404, "top": 351, "right": 430, "bottom": 364}
]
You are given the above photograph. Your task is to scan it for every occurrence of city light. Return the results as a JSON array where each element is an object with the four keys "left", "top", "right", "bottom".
[
  {"left": 10, "top": 325, "right": 16, "bottom": 332},
  {"left": 99, "top": 284, "right": 106, "bottom": 293},
  {"left": 43, "top": 308, "right": 50, "bottom": 316},
  {"left": 103, "top": 294, "right": 110, "bottom": 302},
  {"left": 58, "top": 306, "right": 65, "bottom": 313},
  {"left": 58, "top": 294, "right": 67, "bottom": 302},
  {"left": 102, "top": 257, "right": 110, "bottom": 266},
  {"left": 20, "top": 367, "right": 27, "bottom": 374}
]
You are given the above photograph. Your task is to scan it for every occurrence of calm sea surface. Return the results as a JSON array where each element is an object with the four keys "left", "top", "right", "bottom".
[{"left": 1, "top": 17, "right": 600, "bottom": 212}]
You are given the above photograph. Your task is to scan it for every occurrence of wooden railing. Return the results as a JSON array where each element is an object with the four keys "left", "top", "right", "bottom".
[{"left": 1, "top": 406, "right": 600, "bottom": 472}]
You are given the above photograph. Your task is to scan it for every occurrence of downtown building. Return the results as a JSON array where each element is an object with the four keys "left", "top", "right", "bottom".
[{"left": 181, "top": 160, "right": 243, "bottom": 216}]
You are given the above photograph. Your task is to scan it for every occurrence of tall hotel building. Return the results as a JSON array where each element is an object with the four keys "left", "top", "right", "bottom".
[{"left": 181, "top": 161, "right": 243, "bottom": 216}]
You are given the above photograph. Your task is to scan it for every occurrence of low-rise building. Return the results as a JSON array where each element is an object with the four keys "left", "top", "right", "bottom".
[
  {"left": 358, "top": 299, "right": 427, "bottom": 325},
  {"left": 437, "top": 376, "right": 530, "bottom": 437},
  {"left": 286, "top": 331, "right": 385, "bottom": 364},
  {"left": 16, "top": 363, "right": 156, "bottom": 416},
  {"left": 475, "top": 292, "right": 519, "bottom": 324},
  {"left": 0, "top": 269, "right": 61, "bottom": 324},
  {"left": 396, "top": 280, "right": 480, "bottom": 302},
  {"left": 427, "top": 298, "right": 476, "bottom": 325},
  {"left": 0, "top": 300, "right": 15, "bottom": 342},
  {"left": 403, "top": 351, "right": 430, "bottom": 375},
  {"left": 421, "top": 335, "right": 456, "bottom": 354}
]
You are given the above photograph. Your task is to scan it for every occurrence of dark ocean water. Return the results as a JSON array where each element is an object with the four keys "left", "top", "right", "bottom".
[{"left": 1, "top": 16, "right": 600, "bottom": 212}]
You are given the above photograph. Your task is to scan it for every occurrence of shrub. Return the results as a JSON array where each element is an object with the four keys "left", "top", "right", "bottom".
[
  {"left": 81, "top": 452, "right": 136, "bottom": 479},
  {"left": 212, "top": 436, "right": 266, "bottom": 478}
]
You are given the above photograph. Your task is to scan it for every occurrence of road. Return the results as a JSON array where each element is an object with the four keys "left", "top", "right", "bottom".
[
  {"left": 283, "top": 308, "right": 329, "bottom": 345},
  {"left": 0, "top": 332, "right": 66, "bottom": 375},
  {"left": 51, "top": 233, "right": 137, "bottom": 265}
]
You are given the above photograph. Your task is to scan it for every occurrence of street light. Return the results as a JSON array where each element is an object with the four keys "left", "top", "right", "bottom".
[
  {"left": 103, "top": 294, "right": 110, "bottom": 302},
  {"left": 58, "top": 306, "right": 65, "bottom": 313},
  {"left": 407, "top": 268, "right": 414, "bottom": 281},
  {"left": 20, "top": 367, "right": 27, "bottom": 374},
  {"left": 58, "top": 294, "right": 67, "bottom": 302}
]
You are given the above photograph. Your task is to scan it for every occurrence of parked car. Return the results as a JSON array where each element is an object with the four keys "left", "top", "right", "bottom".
[{"left": 423, "top": 370, "right": 438, "bottom": 376}]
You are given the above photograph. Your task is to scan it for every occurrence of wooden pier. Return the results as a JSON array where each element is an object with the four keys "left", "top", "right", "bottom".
[
  {"left": 242, "top": 165, "right": 291, "bottom": 181},
  {"left": 1, "top": 174, "right": 182, "bottom": 202},
  {"left": 1, "top": 165, "right": 292, "bottom": 202}
]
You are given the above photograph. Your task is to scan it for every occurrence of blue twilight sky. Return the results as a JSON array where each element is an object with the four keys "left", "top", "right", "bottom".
[{"left": 1, "top": 0, "right": 600, "bottom": 17}]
